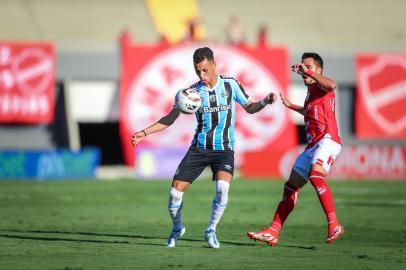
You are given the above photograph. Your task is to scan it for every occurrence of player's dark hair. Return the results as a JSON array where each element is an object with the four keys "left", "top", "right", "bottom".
[
  {"left": 302, "top": 52, "right": 323, "bottom": 69},
  {"left": 193, "top": 47, "right": 214, "bottom": 64}
]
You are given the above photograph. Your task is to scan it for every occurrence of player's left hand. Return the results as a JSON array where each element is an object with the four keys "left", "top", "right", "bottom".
[{"left": 291, "top": 63, "right": 308, "bottom": 76}]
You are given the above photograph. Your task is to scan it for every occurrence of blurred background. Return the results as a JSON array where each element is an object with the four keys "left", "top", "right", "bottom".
[{"left": 0, "top": 0, "right": 405, "bottom": 181}]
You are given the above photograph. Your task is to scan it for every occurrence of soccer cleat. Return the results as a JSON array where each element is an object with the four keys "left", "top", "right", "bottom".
[
  {"left": 326, "top": 223, "right": 344, "bottom": 244},
  {"left": 204, "top": 229, "right": 220, "bottom": 249},
  {"left": 165, "top": 225, "right": 186, "bottom": 248},
  {"left": 247, "top": 227, "right": 279, "bottom": 246}
]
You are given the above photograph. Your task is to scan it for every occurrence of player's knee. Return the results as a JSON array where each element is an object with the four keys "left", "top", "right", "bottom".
[
  {"left": 309, "top": 170, "right": 327, "bottom": 187},
  {"left": 169, "top": 187, "right": 184, "bottom": 207},
  {"left": 215, "top": 180, "right": 230, "bottom": 207},
  {"left": 289, "top": 169, "right": 308, "bottom": 188}
]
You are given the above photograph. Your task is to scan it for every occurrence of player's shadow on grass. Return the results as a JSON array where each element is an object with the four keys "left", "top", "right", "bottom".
[
  {"left": 0, "top": 233, "right": 131, "bottom": 244},
  {"left": 1, "top": 229, "right": 163, "bottom": 240},
  {"left": 282, "top": 245, "right": 316, "bottom": 250},
  {"left": 0, "top": 229, "right": 255, "bottom": 247}
]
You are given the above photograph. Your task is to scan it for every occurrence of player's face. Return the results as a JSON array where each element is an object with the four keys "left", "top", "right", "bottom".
[
  {"left": 302, "top": 57, "right": 322, "bottom": 86},
  {"left": 194, "top": 58, "right": 217, "bottom": 87}
]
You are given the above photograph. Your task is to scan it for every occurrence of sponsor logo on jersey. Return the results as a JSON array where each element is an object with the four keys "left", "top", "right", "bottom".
[{"left": 200, "top": 104, "right": 231, "bottom": 113}]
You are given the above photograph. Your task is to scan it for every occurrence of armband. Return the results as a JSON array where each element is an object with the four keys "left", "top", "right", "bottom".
[
  {"left": 142, "top": 130, "right": 147, "bottom": 137},
  {"left": 305, "top": 69, "right": 314, "bottom": 77}
]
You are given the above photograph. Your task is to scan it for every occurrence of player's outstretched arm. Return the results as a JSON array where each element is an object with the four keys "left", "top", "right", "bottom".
[
  {"left": 280, "top": 93, "right": 305, "bottom": 115},
  {"left": 131, "top": 108, "right": 181, "bottom": 147},
  {"left": 291, "top": 63, "right": 336, "bottom": 91},
  {"left": 244, "top": 92, "right": 277, "bottom": 114}
]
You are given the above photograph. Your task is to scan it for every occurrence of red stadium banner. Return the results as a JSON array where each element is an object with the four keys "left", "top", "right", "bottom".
[
  {"left": 279, "top": 145, "right": 406, "bottom": 181},
  {"left": 355, "top": 54, "right": 406, "bottom": 139},
  {"left": 119, "top": 38, "right": 297, "bottom": 169},
  {"left": 0, "top": 42, "right": 55, "bottom": 124}
]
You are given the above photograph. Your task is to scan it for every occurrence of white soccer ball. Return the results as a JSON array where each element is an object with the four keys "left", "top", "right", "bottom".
[{"left": 175, "top": 88, "right": 202, "bottom": 114}]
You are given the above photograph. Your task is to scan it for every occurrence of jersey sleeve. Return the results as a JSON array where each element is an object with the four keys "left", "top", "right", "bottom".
[{"left": 231, "top": 79, "right": 250, "bottom": 106}]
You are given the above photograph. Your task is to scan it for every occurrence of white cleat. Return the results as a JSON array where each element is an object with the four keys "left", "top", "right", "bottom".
[
  {"left": 204, "top": 229, "right": 220, "bottom": 249},
  {"left": 165, "top": 226, "right": 186, "bottom": 248}
]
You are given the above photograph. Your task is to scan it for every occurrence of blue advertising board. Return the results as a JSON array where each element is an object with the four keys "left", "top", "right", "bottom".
[
  {"left": 135, "top": 147, "right": 187, "bottom": 180},
  {"left": 0, "top": 148, "right": 100, "bottom": 180}
]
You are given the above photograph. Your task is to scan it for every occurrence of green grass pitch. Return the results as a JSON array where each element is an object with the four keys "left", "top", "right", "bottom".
[{"left": 0, "top": 179, "right": 405, "bottom": 270}]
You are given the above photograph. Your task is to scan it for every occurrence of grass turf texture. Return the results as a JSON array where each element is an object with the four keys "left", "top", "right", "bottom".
[{"left": 0, "top": 179, "right": 405, "bottom": 270}]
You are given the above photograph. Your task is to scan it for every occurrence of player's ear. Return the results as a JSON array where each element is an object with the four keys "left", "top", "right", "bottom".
[{"left": 316, "top": 67, "right": 323, "bottom": 75}]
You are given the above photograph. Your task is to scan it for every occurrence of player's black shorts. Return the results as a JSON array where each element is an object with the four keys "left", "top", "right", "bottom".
[{"left": 174, "top": 146, "right": 234, "bottom": 183}]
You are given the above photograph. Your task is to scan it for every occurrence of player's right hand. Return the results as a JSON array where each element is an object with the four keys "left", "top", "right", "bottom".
[
  {"left": 131, "top": 131, "right": 146, "bottom": 147},
  {"left": 291, "top": 63, "right": 307, "bottom": 76}
]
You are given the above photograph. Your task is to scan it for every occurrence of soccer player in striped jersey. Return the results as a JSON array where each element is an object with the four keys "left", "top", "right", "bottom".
[
  {"left": 247, "top": 52, "right": 344, "bottom": 246},
  {"left": 132, "top": 47, "right": 277, "bottom": 248}
]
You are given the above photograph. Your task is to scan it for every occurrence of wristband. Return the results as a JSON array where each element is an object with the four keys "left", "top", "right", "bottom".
[
  {"left": 288, "top": 104, "right": 301, "bottom": 110},
  {"left": 142, "top": 130, "right": 147, "bottom": 137},
  {"left": 260, "top": 98, "right": 268, "bottom": 107},
  {"left": 305, "top": 69, "right": 314, "bottom": 76}
]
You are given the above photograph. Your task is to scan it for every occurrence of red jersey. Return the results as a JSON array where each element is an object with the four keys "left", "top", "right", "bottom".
[{"left": 303, "top": 83, "right": 341, "bottom": 149}]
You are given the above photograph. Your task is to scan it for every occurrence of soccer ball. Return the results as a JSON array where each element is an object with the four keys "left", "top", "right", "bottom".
[{"left": 175, "top": 88, "right": 202, "bottom": 114}]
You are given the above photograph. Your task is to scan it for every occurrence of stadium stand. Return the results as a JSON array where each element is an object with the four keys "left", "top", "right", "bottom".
[
  {"left": 0, "top": 0, "right": 405, "bottom": 53},
  {"left": 0, "top": 0, "right": 405, "bottom": 171}
]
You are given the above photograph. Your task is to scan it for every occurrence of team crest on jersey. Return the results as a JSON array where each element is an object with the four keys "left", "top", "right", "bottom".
[
  {"left": 210, "top": 94, "right": 217, "bottom": 103},
  {"left": 222, "top": 87, "right": 230, "bottom": 98}
]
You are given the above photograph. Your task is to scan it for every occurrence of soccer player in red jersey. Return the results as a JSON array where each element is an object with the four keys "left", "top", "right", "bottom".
[{"left": 247, "top": 52, "right": 344, "bottom": 246}]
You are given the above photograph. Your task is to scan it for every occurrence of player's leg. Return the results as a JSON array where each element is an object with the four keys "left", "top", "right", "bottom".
[
  {"left": 247, "top": 169, "right": 307, "bottom": 246},
  {"left": 204, "top": 150, "right": 234, "bottom": 248},
  {"left": 309, "top": 165, "right": 334, "bottom": 223},
  {"left": 207, "top": 171, "right": 232, "bottom": 230},
  {"left": 204, "top": 171, "right": 232, "bottom": 249},
  {"left": 269, "top": 170, "right": 306, "bottom": 232},
  {"left": 167, "top": 180, "right": 190, "bottom": 234},
  {"left": 309, "top": 139, "right": 343, "bottom": 243},
  {"left": 248, "top": 150, "right": 310, "bottom": 246},
  {"left": 166, "top": 147, "right": 206, "bottom": 247}
]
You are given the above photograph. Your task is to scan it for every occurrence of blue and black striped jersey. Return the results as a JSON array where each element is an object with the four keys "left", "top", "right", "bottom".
[{"left": 188, "top": 75, "right": 250, "bottom": 150}]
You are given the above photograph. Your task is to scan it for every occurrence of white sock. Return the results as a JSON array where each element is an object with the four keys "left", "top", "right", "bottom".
[
  {"left": 207, "top": 180, "right": 230, "bottom": 231},
  {"left": 168, "top": 187, "right": 184, "bottom": 231}
]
